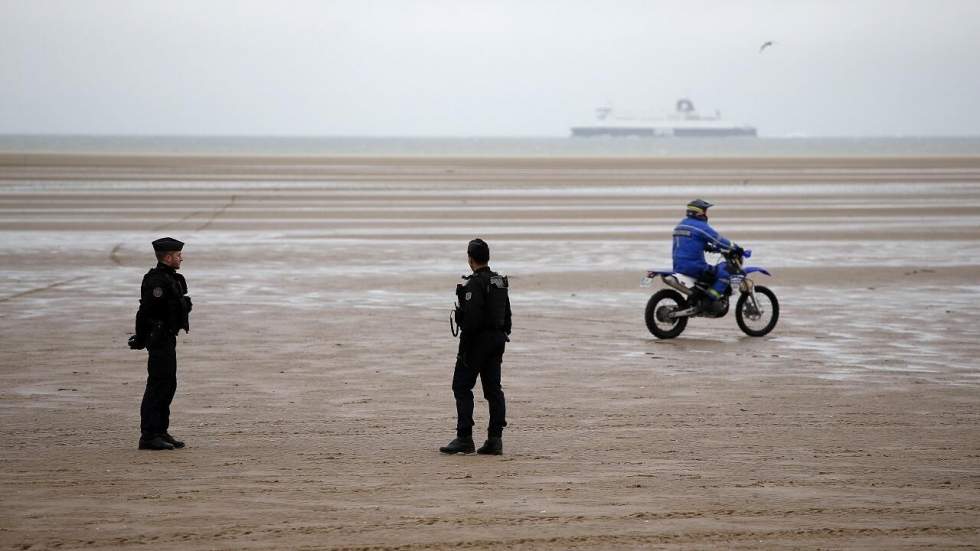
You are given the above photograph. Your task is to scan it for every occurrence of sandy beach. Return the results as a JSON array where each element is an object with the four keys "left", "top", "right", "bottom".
[{"left": 1, "top": 153, "right": 979, "bottom": 550}]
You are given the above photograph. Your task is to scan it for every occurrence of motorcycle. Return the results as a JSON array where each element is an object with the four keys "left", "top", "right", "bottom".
[{"left": 642, "top": 248, "right": 779, "bottom": 339}]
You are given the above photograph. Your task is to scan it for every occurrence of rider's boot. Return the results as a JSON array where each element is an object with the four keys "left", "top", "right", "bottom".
[
  {"left": 686, "top": 290, "right": 703, "bottom": 312},
  {"left": 704, "top": 289, "right": 726, "bottom": 315}
]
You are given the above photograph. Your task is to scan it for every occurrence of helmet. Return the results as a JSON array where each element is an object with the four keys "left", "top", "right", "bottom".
[{"left": 686, "top": 199, "right": 713, "bottom": 219}]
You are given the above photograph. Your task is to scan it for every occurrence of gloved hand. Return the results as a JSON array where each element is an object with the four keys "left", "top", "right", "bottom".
[
  {"left": 732, "top": 244, "right": 744, "bottom": 257},
  {"left": 128, "top": 335, "right": 145, "bottom": 350}
]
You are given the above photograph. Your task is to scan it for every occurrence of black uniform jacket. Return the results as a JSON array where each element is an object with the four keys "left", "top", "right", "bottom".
[
  {"left": 457, "top": 266, "right": 511, "bottom": 353},
  {"left": 135, "top": 262, "right": 191, "bottom": 342}
]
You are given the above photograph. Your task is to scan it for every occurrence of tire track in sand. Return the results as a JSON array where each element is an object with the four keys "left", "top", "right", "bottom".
[
  {"left": 106, "top": 194, "right": 237, "bottom": 267},
  {"left": 0, "top": 278, "right": 85, "bottom": 304},
  {"left": 193, "top": 194, "right": 237, "bottom": 231}
]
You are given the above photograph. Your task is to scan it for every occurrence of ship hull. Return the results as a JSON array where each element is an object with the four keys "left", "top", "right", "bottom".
[{"left": 571, "top": 126, "right": 757, "bottom": 138}]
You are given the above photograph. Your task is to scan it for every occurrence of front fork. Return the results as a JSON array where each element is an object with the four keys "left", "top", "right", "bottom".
[{"left": 739, "top": 277, "right": 762, "bottom": 316}]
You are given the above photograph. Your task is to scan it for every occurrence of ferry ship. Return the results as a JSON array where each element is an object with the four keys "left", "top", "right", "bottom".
[{"left": 570, "top": 98, "right": 757, "bottom": 138}]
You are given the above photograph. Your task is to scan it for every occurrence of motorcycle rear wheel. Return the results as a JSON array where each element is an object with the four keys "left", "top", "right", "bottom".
[
  {"left": 735, "top": 285, "right": 779, "bottom": 337},
  {"left": 645, "top": 289, "right": 689, "bottom": 339}
]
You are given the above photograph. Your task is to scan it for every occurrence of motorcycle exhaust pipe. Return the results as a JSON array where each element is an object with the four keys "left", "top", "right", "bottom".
[{"left": 661, "top": 275, "right": 694, "bottom": 296}]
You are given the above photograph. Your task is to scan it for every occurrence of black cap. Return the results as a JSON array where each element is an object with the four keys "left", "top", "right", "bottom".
[
  {"left": 152, "top": 237, "right": 184, "bottom": 252},
  {"left": 467, "top": 238, "right": 489, "bottom": 263}
]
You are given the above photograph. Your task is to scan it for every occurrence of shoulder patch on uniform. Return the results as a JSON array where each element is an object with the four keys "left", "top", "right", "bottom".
[
  {"left": 152, "top": 287, "right": 163, "bottom": 298},
  {"left": 464, "top": 291, "right": 472, "bottom": 301}
]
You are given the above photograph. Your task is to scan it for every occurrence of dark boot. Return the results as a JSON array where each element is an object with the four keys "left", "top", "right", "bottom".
[
  {"left": 161, "top": 433, "right": 185, "bottom": 449},
  {"left": 477, "top": 437, "right": 503, "bottom": 455},
  {"left": 138, "top": 435, "right": 175, "bottom": 450},
  {"left": 686, "top": 290, "right": 703, "bottom": 312},
  {"left": 439, "top": 437, "right": 475, "bottom": 454}
]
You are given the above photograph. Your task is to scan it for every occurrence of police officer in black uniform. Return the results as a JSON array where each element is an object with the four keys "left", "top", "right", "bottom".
[
  {"left": 128, "top": 237, "right": 192, "bottom": 450},
  {"left": 440, "top": 238, "right": 512, "bottom": 455}
]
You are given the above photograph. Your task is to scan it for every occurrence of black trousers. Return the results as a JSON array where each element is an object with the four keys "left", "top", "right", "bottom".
[
  {"left": 452, "top": 339, "right": 506, "bottom": 438},
  {"left": 140, "top": 334, "right": 177, "bottom": 437}
]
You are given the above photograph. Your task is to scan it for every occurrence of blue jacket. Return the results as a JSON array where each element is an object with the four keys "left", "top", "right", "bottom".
[{"left": 672, "top": 216, "right": 735, "bottom": 276}]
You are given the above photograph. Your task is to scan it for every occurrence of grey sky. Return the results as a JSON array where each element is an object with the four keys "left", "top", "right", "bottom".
[{"left": 2, "top": 0, "right": 979, "bottom": 136}]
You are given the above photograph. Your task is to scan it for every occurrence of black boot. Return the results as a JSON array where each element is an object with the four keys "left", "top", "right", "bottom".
[
  {"left": 161, "top": 433, "right": 185, "bottom": 449},
  {"left": 439, "top": 437, "right": 475, "bottom": 454},
  {"left": 477, "top": 437, "right": 503, "bottom": 455},
  {"left": 138, "top": 435, "right": 175, "bottom": 450},
  {"left": 686, "top": 290, "right": 703, "bottom": 312}
]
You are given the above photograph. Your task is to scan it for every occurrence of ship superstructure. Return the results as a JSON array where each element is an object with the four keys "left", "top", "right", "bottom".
[{"left": 571, "top": 98, "right": 757, "bottom": 138}]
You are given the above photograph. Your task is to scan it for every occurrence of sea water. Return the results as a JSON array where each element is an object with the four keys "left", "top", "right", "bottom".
[{"left": 1, "top": 135, "right": 980, "bottom": 157}]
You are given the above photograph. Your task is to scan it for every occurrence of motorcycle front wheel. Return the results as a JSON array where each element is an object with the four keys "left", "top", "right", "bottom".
[
  {"left": 645, "top": 289, "right": 689, "bottom": 339},
  {"left": 735, "top": 285, "right": 779, "bottom": 337}
]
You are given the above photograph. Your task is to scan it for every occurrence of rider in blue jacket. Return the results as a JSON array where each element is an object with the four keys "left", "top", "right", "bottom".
[{"left": 672, "top": 199, "right": 741, "bottom": 303}]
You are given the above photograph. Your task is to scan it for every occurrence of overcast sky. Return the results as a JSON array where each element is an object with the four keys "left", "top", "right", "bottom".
[{"left": 2, "top": 0, "right": 979, "bottom": 137}]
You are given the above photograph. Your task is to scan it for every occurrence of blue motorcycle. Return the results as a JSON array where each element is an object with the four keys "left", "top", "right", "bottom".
[{"left": 643, "top": 248, "right": 779, "bottom": 339}]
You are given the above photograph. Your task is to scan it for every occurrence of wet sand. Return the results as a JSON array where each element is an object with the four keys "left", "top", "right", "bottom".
[{"left": 1, "top": 155, "right": 979, "bottom": 549}]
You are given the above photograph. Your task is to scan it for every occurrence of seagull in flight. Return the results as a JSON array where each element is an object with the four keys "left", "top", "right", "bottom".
[{"left": 759, "top": 41, "right": 774, "bottom": 53}]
